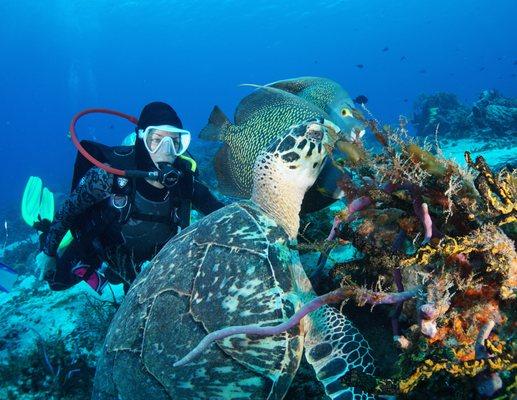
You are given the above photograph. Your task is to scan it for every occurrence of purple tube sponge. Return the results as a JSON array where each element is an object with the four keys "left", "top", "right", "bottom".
[{"left": 174, "top": 286, "right": 419, "bottom": 367}]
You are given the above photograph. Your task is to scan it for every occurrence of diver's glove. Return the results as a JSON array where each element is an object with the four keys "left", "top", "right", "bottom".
[{"left": 35, "top": 251, "right": 57, "bottom": 281}]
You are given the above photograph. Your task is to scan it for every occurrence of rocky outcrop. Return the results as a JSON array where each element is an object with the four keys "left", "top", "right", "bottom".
[{"left": 413, "top": 90, "right": 516, "bottom": 141}]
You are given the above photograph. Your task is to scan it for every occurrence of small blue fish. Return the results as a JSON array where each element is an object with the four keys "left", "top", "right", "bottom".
[
  {"left": 0, "top": 262, "right": 18, "bottom": 293},
  {"left": 353, "top": 95, "right": 368, "bottom": 105}
]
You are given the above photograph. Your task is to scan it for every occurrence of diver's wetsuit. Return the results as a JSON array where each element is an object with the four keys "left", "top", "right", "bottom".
[{"left": 42, "top": 164, "right": 223, "bottom": 292}]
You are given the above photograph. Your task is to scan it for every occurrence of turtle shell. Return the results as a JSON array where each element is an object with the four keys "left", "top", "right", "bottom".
[{"left": 93, "top": 200, "right": 304, "bottom": 400}]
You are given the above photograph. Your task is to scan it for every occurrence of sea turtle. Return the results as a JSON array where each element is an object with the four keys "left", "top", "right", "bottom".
[{"left": 93, "top": 118, "right": 375, "bottom": 400}]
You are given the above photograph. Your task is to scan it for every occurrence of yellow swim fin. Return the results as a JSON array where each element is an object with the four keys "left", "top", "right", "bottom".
[
  {"left": 21, "top": 176, "right": 43, "bottom": 227},
  {"left": 39, "top": 187, "right": 55, "bottom": 222},
  {"left": 58, "top": 230, "right": 73, "bottom": 250},
  {"left": 21, "top": 176, "right": 72, "bottom": 251}
]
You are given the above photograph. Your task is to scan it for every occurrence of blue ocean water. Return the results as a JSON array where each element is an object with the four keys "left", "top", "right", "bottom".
[
  {"left": 0, "top": 2, "right": 516, "bottom": 399},
  {"left": 0, "top": 0, "right": 515, "bottom": 210}
]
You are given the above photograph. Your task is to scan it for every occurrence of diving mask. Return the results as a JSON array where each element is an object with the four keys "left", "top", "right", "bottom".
[{"left": 138, "top": 125, "right": 191, "bottom": 156}]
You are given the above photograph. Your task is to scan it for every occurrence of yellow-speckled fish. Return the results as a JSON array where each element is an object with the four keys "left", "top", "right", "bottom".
[{"left": 200, "top": 77, "right": 365, "bottom": 210}]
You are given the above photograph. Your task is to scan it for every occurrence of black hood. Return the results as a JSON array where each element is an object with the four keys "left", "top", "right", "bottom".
[{"left": 135, "top": 102, "right": 184, "bottom": 171}]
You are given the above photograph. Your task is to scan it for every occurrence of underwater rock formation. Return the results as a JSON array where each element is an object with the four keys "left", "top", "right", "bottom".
[
  {"left": 472, "top": 90, "right": 517, "bottom": 135},
  {"left": 412, "top": 90, "right": 517, "bottom": 142},
  {"left": 413, "top": 92, "right": 471, "bottom": 139}
]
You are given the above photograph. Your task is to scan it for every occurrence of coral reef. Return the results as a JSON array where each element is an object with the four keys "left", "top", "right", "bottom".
[
  {"left": 0, "top": 258, "right": 122, "bottom": 399},
  {"left": 412, "top": 90, "right": 517, "bottom": 142},
  {"left": 471, "top": 90, "right": 517, "bottom": 136},
  {"left": 321, "top": 109, "right": 517, "bottom": 398},
  {"left": 413, "top": 92, "right": 472, "bottom": 139}
]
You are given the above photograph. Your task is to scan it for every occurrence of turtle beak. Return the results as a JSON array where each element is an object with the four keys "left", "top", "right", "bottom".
[{"left": 320, "top": 118, "right": 344, "bottom": 150}]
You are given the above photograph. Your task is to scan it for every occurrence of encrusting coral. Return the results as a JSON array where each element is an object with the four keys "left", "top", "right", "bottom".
[{"left": 323, "top": 109, "right": 517, "bottom": 397}]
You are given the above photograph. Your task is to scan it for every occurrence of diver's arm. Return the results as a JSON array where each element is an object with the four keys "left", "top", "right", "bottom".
[
  {"left": 43, "top": 167, "right": 113, "bottom": 257},
  {"left": 191, "top": 178, "right": 225, "bottom": 215}
]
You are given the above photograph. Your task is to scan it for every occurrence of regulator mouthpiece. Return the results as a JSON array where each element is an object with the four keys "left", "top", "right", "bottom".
[{"left": 157, "top": 162, "right": 182, "bottom": 188}]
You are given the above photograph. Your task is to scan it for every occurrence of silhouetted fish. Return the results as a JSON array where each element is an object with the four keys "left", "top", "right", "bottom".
[
  {"left": 400, "top": 56, "right": 407, "bottom": 61},
  {"left": 356, "top": 64, "right": 364, "bottom": 69},
  {"left": 382, "top": 47, "right": 389, "bottom": 52},
  {"left": 353, "top": 95, "right": 368, "bottom": 105}
]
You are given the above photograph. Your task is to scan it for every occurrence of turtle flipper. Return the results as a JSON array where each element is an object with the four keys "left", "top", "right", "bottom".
[{"left": 304, "top": 305, "right": 376, "bottom": 400}]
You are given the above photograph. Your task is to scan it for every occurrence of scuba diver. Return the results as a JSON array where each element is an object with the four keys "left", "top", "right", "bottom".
[{"left": 34, "top": 102, "right": 224, "bottom": 293}]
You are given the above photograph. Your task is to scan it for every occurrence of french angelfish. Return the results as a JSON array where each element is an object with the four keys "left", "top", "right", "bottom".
[
  {"left": 263, "top": 76, "right": 360, "bottom": 129},
  {"left": 200, "top": 77, "right": 365, "bottom": 211}
]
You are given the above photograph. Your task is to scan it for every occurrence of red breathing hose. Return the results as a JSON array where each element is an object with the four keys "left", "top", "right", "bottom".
[{"left": 68, "top": 108, "right": 139, "bottom": 177}]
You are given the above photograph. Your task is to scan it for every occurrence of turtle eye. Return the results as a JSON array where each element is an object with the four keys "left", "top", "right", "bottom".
[
  {"left": 306, "top": 124, "right": 324, "bottom": 141},
  {"left": 341, "top": 108, "right": 352, "bottom": 117},
  {"left": 309, "top": 130, "right": 323, "bottom": 141}
]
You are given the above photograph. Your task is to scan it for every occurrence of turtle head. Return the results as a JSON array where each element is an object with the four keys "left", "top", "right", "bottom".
[
  {"left": 252, "top": 117, "right": 341, "bottom": 237},
  {"left": 255, "top": 117, "right": 340, "bottom": 192}
]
